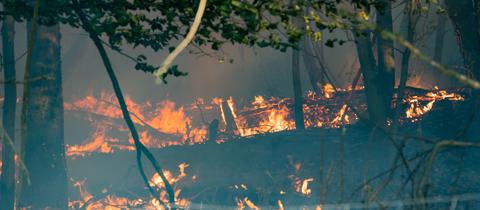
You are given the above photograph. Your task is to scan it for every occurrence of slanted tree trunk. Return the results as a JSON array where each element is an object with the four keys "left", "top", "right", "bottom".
[
  {"left": 19, "top": 17, "right": 68, "bottom": 210},
  {"left": 292, "top": 47, "right": 305, "bottom": 130},
  {"left": 445, "top": 0, "right": 480, "bottom": 80},
  {"left": 221, "top": 100, "right": 239, "bottom": 134},
  {"left": 302, "top": 38, "right": 325, "bottom": 94},
  {"left": 395, "top": 0, "right": 419, "bottom": 123},
  {"left": 0, "top": 15, "right": 16, "bottom": 210},
  {"left": 375, "top": 0, "right": 396, "bottom": 116}
]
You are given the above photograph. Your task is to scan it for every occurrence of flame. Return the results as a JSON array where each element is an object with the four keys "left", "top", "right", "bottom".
[
  {"left": 70, "top": 163, "right": 191, "bottom": 210},
  {"left": 277, "top": 200, "right": 284, "bottom": 210},
  {"left": 331, "top": 104, "right": 349, "bottom": 127},
  {"left": 322, "top": 84, "right": 335, "bottom": 99},
  {"left": 226, "top": 96, "right": 295, "bottom": 136},
  {"left": 237, "top": 197, "right": 260, "bottom": 210},
  {"left": 292, "top": 178, "right": 314, "bottom": 196},
  {"left": 65, "top": 92, "right": 207, "bottom": 156},
  {"left": 65, "top": 87, "right": 463, "bottom": 156},
  {"left": 405, "top": 87, "right": 463, "bottom": 120}
]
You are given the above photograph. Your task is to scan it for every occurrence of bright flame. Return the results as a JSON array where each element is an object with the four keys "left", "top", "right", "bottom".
[
  {"left": 237, "top": 197, "right": 260, "bottom": 210},
  {"left": 70, "top": 163, "right": 191, "bottom": 210},
  {"left": 405, "top": 87, "right": 463, "bottom": 120},
  {"left": 297, "top": 178, "right": 313, "bottom": 195},
  {"left": 322, "top": 84, "right": 335, "bottom": 99},
  {"left": 277, "top": 200, "right": 284, "bottom": 210},
  {"left": 65, "top": 92, "right": 207, "bottom": 156}
]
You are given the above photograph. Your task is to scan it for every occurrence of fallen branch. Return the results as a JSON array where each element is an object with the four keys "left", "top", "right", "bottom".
[{"left": 416, "top": 140, "right": 480, "bottom": 204}]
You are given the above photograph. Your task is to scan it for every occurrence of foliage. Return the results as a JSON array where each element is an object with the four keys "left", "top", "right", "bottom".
[{"left": 1, "top": 0, "right": 389, "bottom": 82}]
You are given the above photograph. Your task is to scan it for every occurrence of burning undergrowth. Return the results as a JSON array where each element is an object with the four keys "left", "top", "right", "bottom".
[
  {"left": 65, "top": 86, "right": 464, "bottom": 157},
  {"left": 63, "top": 86, "right": 466, "bottom": 209}
]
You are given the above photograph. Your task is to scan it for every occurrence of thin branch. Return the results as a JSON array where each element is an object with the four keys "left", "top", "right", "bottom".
[
  {"left": 416, "top": 140, "right": 480, "bottom": 202},
  {"left": 72, "top": 1, "right": 176, "bottom": 209}
]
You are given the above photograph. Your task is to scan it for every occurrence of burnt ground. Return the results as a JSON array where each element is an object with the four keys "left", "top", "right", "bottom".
[{"left": 67, "top": 97, "right": 480, "bottom": 209}]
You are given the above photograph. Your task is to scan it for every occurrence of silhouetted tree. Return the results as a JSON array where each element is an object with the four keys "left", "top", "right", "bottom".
[
  {"left": 0, "top": 14, "right": 16, "bottom": 210},
  {"left": 18, "top": 2, "right": 68, "bottom": 208}
]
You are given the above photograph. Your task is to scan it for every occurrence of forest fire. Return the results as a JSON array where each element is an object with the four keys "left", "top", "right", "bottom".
[
  {"left": 4, "top": 1, "right": 480, "bottom": 209},
  {"left": 403, "top": 87, "right": 464, "bottom": 120},
  {"left": 64, "top": 87, "right": 465, "bottom": 156}
]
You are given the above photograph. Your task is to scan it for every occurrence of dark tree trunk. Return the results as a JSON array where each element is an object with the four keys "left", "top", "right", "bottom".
[
  {"left": 445, "top": 0, "right": 480, "bottom": 80},
  {"left": 19, "top": 21, "right": 68, "bottom": 209},
  {"left": 353, "top": 1, "right": 395, "bottom": 127},
  {"left": 354, "top": 32, "right": 388, "bottom": 127},
  {"left": 292, "top": 48, "right": 305, "bottom": 130},
  {"left": 433, "top": 14, "right": 446, "bottom": 65},
  {"left": 430, "top": 13, "right": 447, "bottom": 86},
  {"left": 396, "top": 0, "right": 419, "bottom": 122},
  {"left": 375, "top": 0, "right": 395, "bottom": 116},
  {"left": 0, "top": 15, "right": 16, "bottom": 210}
]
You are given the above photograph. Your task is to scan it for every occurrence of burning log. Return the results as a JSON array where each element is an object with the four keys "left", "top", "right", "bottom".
[
  {"left": 221, "top": 99, "right": 240, "bottom": 135},
  {"left": 66, "top": 109, "right": 181, "bottom": 140}
]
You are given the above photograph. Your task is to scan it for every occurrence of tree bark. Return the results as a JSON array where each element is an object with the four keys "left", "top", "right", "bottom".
[
  {"left": 19, "top": 19, "right": 68, "bottom": 210},
  {"left": 0, "top": 15, "right": 16, "bottom": 210},
  {"left": 375, "top": 0, "right": 395, "bottom": 116},
  {"left": 395, "top": 0, "right": 419, "bottom": 122},
  {"left": 354, "top": 31, "right": 388, "bottom": 127},
  {"left": 352, "top": 2, "right": 395, "bottom": 127}
]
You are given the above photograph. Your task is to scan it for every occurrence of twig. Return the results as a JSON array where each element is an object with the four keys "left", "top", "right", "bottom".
[{"left": 416, "top": 140, "right": 480, "bottom": 204}]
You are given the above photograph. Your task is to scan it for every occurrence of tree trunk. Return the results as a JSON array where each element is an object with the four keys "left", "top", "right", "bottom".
[
  {"left": 396, "top": 0, "right": 419, "bottom": 123},
  {"left": 445, "top": 0, "right": 480, "bottom": 80},
  {"left": 354, "top": 32, "right": 388, "bottom": 127},
  {"left": 433, "top": 15, "right": 446, "bottom": 65},
  {"left": 19, "top": 21, "right": 68, "bottom": 210},
  {"left": 0, "top": 15, "right": 16, "bottom": 210},
  {"left": 375, "top": 0, "right": 395, "bottom": 116},
  {"left": 292, "top": 48, "right": 305, "bottom": 130}
]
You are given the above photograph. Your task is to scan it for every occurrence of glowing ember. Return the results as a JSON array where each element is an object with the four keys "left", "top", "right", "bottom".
[{"left": 236, "top": 197, "right": 260, "bottom": 210}]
